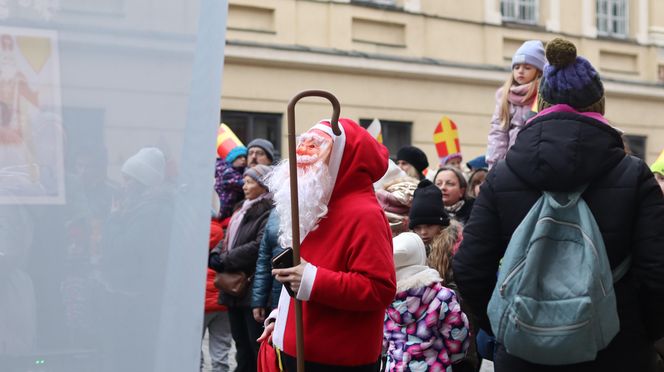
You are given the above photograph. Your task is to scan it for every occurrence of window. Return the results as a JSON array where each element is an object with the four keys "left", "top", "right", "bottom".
[
  {"left": 220, "top": 110, "right": 282, "bottom": 160},
  {"left": 501, "top": 0, "right": 538, "bottom": 24},
  {"left": 597, "top": 0, "right": 628, "bottom": 38},
  {"left": 623, "top": 134, "right": 646, "bottom": 160},
  {"left": 359, "top": 119, "right": 412, "bottom": 158}
]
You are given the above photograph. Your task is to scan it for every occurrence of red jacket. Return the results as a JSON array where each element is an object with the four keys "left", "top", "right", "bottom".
[
  {"left": 205, "top": 219, "right": 227, "bottom": 313},
  {"left": 279, "top": 119, "right": 397, "bottom": 365}
]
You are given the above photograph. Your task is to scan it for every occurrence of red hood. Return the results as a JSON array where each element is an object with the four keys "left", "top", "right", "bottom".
[{"left": 317, "top": 118, "right": 389, "bottom": 202}]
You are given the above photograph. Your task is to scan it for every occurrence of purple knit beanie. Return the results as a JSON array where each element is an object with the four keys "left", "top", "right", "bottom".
[{"left": 538, "top": 38, "right": 605, "bottom": 114}]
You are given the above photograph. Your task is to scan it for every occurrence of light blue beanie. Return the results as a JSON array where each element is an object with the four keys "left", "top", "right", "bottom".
[{"left": 512, "top": 40, "right": 546, "bottom": 71}]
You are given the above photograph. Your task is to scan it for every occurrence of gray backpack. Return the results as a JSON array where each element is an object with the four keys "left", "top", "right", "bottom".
[{"left": 487, "top": 186, "right": 630, "bottom": 365}]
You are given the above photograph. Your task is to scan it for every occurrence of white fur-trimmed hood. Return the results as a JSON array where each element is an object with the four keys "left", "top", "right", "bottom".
[{"left": 396, "top": 267, "right": 442, "bottom": 292}]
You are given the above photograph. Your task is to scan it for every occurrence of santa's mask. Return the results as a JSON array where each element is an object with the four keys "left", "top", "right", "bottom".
[
  {"left": 295, "top": 129, "right": 332, "bottom": 170},
  {"left": 268, "top": 128, "right": 336, "bottom": 248}
]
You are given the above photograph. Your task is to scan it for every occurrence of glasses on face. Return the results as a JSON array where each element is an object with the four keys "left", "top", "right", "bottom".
[{"left": 248, "top": 149, "right": 266, "bottom": 157}]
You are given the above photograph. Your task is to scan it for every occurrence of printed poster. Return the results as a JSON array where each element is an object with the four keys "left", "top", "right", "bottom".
[{"left": 0, "top": 26, "right": 64, "bottom": 204}]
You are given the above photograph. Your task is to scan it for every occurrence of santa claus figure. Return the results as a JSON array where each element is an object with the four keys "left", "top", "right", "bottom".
[{"left": 261, "top": 118, "right": 396, "bottom": 371}]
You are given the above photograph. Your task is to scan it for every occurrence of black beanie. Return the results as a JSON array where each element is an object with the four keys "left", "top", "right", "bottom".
[
  {"left": 408, "top": 179, "right": 450, "bottom": 229},
  {"left": 396, "top": 146, "right": 429, "bottom": 173}
]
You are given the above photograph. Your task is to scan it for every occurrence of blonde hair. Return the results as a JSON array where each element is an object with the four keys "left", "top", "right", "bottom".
[
  {"left": 499, "top": 70, "right": 542, "bottom": 130},
  {"left": 427, "top": 221, "right": 462, "bottom": 285}
]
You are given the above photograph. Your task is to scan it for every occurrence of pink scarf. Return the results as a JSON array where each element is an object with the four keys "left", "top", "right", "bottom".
[
  {"left": 226, "top": 192, "right": 271, "bottom": 250},
  {"left": 508, "top": 82, "right": 536, "bottom": 106},
  {"left": 527, "top": 104, "right": 610, "bottom": 126}
]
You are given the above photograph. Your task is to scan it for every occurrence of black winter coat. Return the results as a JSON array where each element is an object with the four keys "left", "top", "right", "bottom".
[
  {"left": 452, "top": 111, "right": 664, "bottom": 372},
  {"left": 208, "top": 196, "right": 273, "bottom": 307}
]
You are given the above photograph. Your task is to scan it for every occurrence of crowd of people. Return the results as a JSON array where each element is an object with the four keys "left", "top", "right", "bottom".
[{"left": 204, "top": 38, "right": 664, "bottom": 372}]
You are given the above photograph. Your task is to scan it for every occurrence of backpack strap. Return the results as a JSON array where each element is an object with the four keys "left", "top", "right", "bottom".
[
  {"left": 612, "top": 256, "right": 631, "bottom": 283},
  {"left": 544, "top": 184, "right": 589, "bottom": 208}
]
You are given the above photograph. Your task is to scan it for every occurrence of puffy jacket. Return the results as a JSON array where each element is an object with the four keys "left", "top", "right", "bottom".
[
  {"left": 204, "top": 219, "right": 226, "bottom": 313},
  {"left": 251, "top": 209, "right": 284, "bottom": 310},
  {"left": 486, "top": 87, "right": 535, "bottom": 169},
  {"left": 208, "top": 196, "right": 273, "bottom": 307},
  {"left": 453, "top": 108, "right": 664, "bottom": 371},
  {"left": 383, "top": 282, "right": 470, "bottom": 371},
  {"left": 214, "top": 158, "right": 245, "bottom": 220}
]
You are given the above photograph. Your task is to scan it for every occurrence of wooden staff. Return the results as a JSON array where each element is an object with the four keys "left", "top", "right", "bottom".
[{"left": 286, "top": 90, "right": 340, "bottom": 372}]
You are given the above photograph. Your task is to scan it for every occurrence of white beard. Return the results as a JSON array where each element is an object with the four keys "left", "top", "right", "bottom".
[{"left": 266, "top": 159, "right": 333, "bottom": 249}]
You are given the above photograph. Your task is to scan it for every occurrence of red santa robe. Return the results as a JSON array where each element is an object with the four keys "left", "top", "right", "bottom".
[{"left": 271, "top": 118, "right": 397, "bottom": 366}]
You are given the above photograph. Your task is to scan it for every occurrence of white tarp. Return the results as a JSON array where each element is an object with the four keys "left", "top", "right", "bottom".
[{"left": 0, "top": 1, "right": 227, "bottom": 371}]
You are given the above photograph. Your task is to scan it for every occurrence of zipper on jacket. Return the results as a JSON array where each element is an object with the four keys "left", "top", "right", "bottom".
[
  {"left": 514, "top": 315, "right": 590, "bottom": 333},
  {"left": 499, "top": 258, "right": 526, "bottom": 296},
  {"left": 538, "top": 217, "right": 607, "bottom": 296}
]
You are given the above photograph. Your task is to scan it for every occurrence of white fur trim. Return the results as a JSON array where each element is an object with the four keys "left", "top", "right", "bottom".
[
  {"left": 313, "top": 121, "right": 345, "bottom": 195},
  {"left": 265, "top": 308, "right": 279, "bottom": 327},
  {"left": 396, "top": 268, "right": 442, "bottom": 292},
  {"left": 296, "top": 263, "right": 317, "bottom": 301},
  {"left": 272, "top": 287, "right": 291, "bottom": 350}
]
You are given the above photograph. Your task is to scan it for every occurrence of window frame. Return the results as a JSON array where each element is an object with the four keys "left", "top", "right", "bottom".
[
  {"left": 596, "top": 0, "right": 629, "bottom": 39},
  {"left": 359, "top": 118, "right": 412, "bottom": 158},
  {"left": 500, "top": 0, "right": 539, "bottom": 25},
  {"left": 220, "top": 110, "right": 282, "bottom": 160}
]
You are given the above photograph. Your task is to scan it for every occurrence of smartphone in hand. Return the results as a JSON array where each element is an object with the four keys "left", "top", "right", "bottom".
[
  {"left": 272, "top": 248, "right": 293, "bottom": 269},
  {"left": 272, "top": 248, "right": 295, "bottom": 297}
]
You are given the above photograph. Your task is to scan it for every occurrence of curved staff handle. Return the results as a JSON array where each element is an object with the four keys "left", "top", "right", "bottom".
[{"left": 286, "top": 90, "right": 340, "bottom": 372}]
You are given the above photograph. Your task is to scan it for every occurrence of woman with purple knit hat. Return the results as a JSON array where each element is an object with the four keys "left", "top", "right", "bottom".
[{"left": 453, "top": 38, "right": 664, "bottom": 371}]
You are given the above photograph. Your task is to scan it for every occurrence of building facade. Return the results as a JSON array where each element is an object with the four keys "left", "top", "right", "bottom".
[{"left": 222, "top": 0, "right": 664, "bottom": 165}]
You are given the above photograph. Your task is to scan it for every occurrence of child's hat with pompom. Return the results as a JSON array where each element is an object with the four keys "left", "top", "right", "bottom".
[{"left": 538, "top": 38, "right": 605, "bottom": 114}]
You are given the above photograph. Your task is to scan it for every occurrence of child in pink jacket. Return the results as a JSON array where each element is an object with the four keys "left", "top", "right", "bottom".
[{"left": 486, "top": 40, "right": 546, "bottom": 169}]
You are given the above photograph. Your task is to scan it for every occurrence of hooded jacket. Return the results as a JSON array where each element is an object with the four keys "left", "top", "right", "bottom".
[
  {"left": 384, "top": 232, "right": 470, "bottom": 371},
  {"left": 272, "top": 118, "right": 397, "bottom": 366},
  {"left": 204, "top": 219, "right": 226, "bottom": 313},
  {"left": 453, "top": 107, "right": 664, "bottom": 371},
  {"left": 383, "top": 283, "right": 469, "bottom": 372}
]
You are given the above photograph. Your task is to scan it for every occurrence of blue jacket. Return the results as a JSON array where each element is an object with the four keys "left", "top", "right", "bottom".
[{"left": 251, "top": 209, "right": 284, "bottom": 309}]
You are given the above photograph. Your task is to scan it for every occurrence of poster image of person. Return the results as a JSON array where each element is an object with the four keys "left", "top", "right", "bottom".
[{"left": 0, "top": 26, "right": 64, "bottom": 204}]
